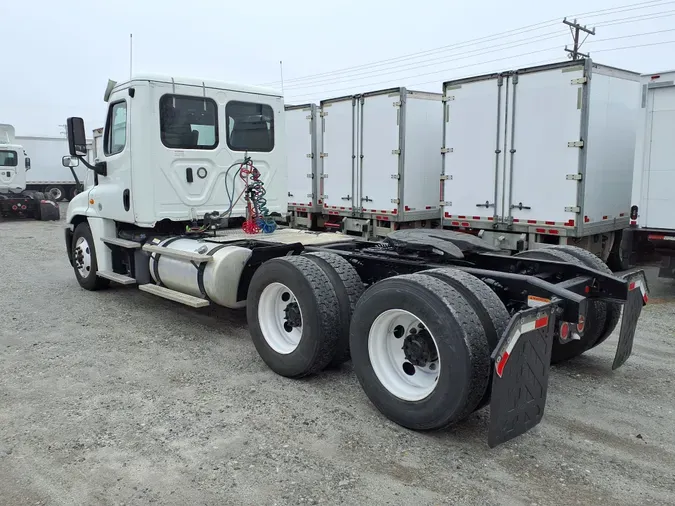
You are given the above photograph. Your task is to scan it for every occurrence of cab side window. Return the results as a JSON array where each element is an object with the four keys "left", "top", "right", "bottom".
[{"left": 104, "top": 101, "right": 127, "bottom": 156}]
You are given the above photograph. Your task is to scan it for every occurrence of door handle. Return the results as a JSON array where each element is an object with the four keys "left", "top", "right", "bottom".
[
  {"left": 361, "top": 196, "right": 373, "bottom": 203},
  {"left": 186, "top": 167, "right": 194, "bottom": 183},
  {"left": 341, "top": 195, "right": 351, "bottom": 201},
  {"left": 510, "top": 202, "right": 531, "bottom": 210}
]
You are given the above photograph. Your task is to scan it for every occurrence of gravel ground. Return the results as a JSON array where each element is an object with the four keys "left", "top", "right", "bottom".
[{"left": 1, "top": 208, "right": 674, "bottom": 506}]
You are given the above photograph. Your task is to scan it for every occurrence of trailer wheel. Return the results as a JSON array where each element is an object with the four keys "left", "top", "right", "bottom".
[
  {"left": 350, "top": 274, "right": 490, "bottom": 430},
  {"left": 306, "top": 252, "right": 364, "bottom": 365},
  {"left": 423, "top": 267, "right": 510, "bottom": 409},
  {"left": 72, "top": 222, "right": 110, "bottom": 291},
  {"left": 45, "top": 185, "right": 65, "bottom": 201},
  {"left": 515, "top": 248, "right": 607, "bottom": 363},
  {"left": 69, "top": 186, "right": 80, "bottom": 200},
  {"left": 548, "top": 245, "right": 622, "bottom": 348},
  {"left": 247, "top": 256, "right": 341, "bottom": 378}
]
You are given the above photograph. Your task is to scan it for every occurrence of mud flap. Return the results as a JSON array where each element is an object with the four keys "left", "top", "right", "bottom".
[
  {"left": 38, "top": 200, "right": 60, "bottom": 221},
  {"left": 487, "top": 304, "right": 557, "bottom": 448},
  {"left": 612, "top": 270, "right": 649, "bottom": 370}
]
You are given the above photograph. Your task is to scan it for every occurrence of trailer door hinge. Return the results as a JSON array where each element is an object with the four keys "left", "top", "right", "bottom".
[
  {"left": 307, "top": 193, "right": 314, "bottom": 199},
  {"left": 306, "top": 173, "right": 314, "bottom": 179},
  {"left": 568, "top": 140, "right": 584, "bottom": 148},
  {"left": 571, "top": 77, "right": 588, "bottom": 85},
  {"left": 566, "top": 173, "right": 583, "bottom": 181},
  {"left": 440, "top": 175, "right": 451, "bottom": 181},
  {"left": 306, "top": 114, "right": 313, "bottom": 120},
  {"left": 390, "top": 174, "right": 400, "bottom": 180},
  {"left": 392, "top": 149, "right": 401, "bottom": 155},
  {"left": 441, "top": 147, "right": 453, "bottom": 154},
  {"left": 320, "top": 152, "right": 328, "bottom": 158},
  {"left": 321, "top": 173, "right": 328, "bottom": 179},
  {"left": 306, "top": 153, "right": 314, "bottom": 159},
  {"left": 391, "top": 198, "right": 400, "bottom": 204},
  {"left": 440, "top": 201, "right": 452, "bottom": 206},
  {"left": 442, "top": 96, "right": 455, "bottom": 102},
  {"left": 319, "top": 111, "right": 328, "bottom": 117},
  {"left": 392, "top": 101, "right": 401, "bottom": 107},
  {"left": 565, "top": 206, "right": 581, "bottom": 213}
]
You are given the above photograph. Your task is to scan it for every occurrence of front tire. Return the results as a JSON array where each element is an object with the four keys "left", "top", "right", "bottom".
[
  {"left": 350, "top": 274, "right": 490, "bottom": 430},
  {"left": 72, "top": 222, "right": 109, "bottom": 290}
]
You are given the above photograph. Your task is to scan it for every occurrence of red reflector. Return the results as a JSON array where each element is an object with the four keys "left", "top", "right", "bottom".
[
  {"left": 496, "top": 351, "right": 510, "bottom": 378},
  {"left": 565, "top": 219, "right": 575, "bottom": 226},
  {"left": 649, "top": 234, "right": 665, "bottom": 241},
  {"left": 527, "top": 220, "right": 537, "bottom": 224},
  {"left": 535, "top": 316, "right": 549, "bottom": 329},
  {"left": 457, "top": 215, "right": 466, "bottom": 219},
  {"left": 404, "top": 206, "right": 410, "bottom": 211},
  {"left": 651, "top": 74, "right": 661, "bottom": 80},
  {"left": 630, "top": 220, "right": 637, "bottom": 225},
  {"left": 549, "top": 229, "right": 559, "bottom": 235},
  {"left": 545, "top": 221, "right": 555, "bottom": 225},
  {"left": 512, "top": 218, "right": 520, "bottom": 222},
  {"left": 487, "top": 217, "right": 494, "bottom": 221},
  {"left": 535, "top": 228, "right": 546, "bottom": 233},
  {"left": 392, "top": 209, "right": 397, "bottom": 215},
  {"left": 629, "top": 281, "right": 637, "bottom": 291},
  {"left": 577, "top": 315, "right": 585, "bottom": 333},
  {"left": 461, "top": 222, "right": 470, "bottom": 227},
  {"left": 584, "top": 216, "right": 590, "bottom": 223},
  {"left": 584, "top": 285, "right": 590, "bottom": 294},
  {"left": 444, "top": 212, "right": 451, "bottom": 218},
  {"left": 12, "top": 205, "right": 17, "bottom": 210},
  {"left": 472, "top": 215, "right": 481, "bottom": 219},
  {"left": 644, "top": 293, "right": 649, "bottom": 303},
  {"left": 451, "top": 221, "right": 460, "bottom": 226},
  {"left": 427, "top": 206, "right": 434, "bottom": 210},
  {"left": 559, "top": 322, "right": 570, "bottom": 340},
  {"left": 603, "top": 215, "right": 608, "bottom": 220}
]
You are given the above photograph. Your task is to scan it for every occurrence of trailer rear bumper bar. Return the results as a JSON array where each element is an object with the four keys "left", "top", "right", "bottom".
[{"left": 488, "top": 269, "right": 648, "bottom": 446}]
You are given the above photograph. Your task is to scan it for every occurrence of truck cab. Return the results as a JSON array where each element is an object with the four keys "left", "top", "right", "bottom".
[
  {"left": 0, "top": 124, "right": 29, "bottom": 195},
  {"left": 66, "top": 75, "right": 286, "bottom": 229}
]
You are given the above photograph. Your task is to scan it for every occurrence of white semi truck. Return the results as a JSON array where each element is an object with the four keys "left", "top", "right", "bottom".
[
  {"left": 0, "top": 124, "right": 60, "bottom": 220},
  {"left": 18, "top": 136, "right": 92, "bottom": 201},
  {"left": 626, "top": 70, "right": 675, "bottom": 279},
  {"left": 63, "top": 75, "right": 648, "bottom": 447}
]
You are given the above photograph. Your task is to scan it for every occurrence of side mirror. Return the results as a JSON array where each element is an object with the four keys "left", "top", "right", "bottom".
[
  {"left": 66, "top": 117, "right": 87, "bottom": 157},
  {"left": 25, "top": 157, "right": 31, "bottom": 170},
  {"left": 62, "top": 155, "right": 80, "bottom": 168}
]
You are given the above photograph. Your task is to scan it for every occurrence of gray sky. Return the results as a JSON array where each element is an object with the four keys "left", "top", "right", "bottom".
[{"left": 3, "top": 0, "right": 675, "bottom": 137}]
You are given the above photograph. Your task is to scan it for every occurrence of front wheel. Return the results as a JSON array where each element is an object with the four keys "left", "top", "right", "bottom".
[{"left": 72, "top": 222, "right": 109, "bottom": 290}]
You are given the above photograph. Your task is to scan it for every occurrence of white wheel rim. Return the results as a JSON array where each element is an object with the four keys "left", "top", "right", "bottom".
[
  {"left": 50, "top": 188, "right": 62, "bottom": 200},
  {"left": 258, "top": 282, "right": 303, "bottom": 354},
  {"left": 368, "top": 309, "right": 440, "bottom": 402},
  {"left": 74, "top": 236, "right": 92, "bottom": 278}
]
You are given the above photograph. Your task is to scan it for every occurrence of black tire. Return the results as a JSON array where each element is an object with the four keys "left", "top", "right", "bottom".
[
  {"left": 45, "top": 185, "right": 65, "bottom": 202},
  {"left": 305, "top": 252, "right": 364, "bottom": 365},
  {"left": 72, "top": 222, "right": 109, "bottom": 290},
  {"left": 349, "top": 273, "right": 490, "bottom": 430},
  {"left": 424, "top": 267, "right": 510, "bottom": 410},
  {"left": 246, "top": 256, "right": 341, "bottom": 378},
  {"left": 515, "top": 248, "right": 607, "bottom": 363},
  {"left": 69, "top": 186, "right": 80, "bottom": 200},
  {"left": 548, "top": 245, "right": 622, "bottom": 348}
]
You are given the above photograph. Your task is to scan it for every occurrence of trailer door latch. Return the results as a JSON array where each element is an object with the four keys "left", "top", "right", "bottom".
[
  {"left": 510, "top": 202, "right": 531, "bottom": 211},
  {"left": 565, "top": 206, "right": 581, "bottom": 213},
  {"left": 476, "top": 201, "right": 494, "bottom": 208},
  {"left": 390, "top": 174, "right": 400, "bottom": 180},
  {"left": 567, "top": 140, "right": 584, "bottom": 148},
  {"left": 566, "top": 173, "right": 583, "bottom": 180}
]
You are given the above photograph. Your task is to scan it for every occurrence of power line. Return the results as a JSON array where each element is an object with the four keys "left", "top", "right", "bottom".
[
  {"left": 285, "top": 27, "right": 675, "bottom": 93},
  {"left": 595, "top": 8, "right": 675, "bottom": 25},
  {"left": 265, "top": 0, "right": 675, "bottom": 87},
  {"left": 282, "top": 31, "right": 568, "bottom": 91},
  {"left": 592, "top": 38, "right": 675, "bottom": 52}
]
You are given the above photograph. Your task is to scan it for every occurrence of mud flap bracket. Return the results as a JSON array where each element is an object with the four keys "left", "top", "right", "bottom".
[{"left": 488, "top": 304, "right": 556, "bottom": 448}]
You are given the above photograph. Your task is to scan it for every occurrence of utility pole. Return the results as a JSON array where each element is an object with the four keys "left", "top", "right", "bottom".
[{"left": 563, "top": 18, "right": 595, "bottom": 60}]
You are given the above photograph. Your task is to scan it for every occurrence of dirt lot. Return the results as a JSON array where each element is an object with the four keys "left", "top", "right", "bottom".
[{"left": 1, "top": 209, "right": 674, "bottom": 506}]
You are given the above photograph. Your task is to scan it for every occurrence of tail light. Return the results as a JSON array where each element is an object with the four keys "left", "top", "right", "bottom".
[{"left": 630, "top": 205, "right": 638, "bottom": 220}]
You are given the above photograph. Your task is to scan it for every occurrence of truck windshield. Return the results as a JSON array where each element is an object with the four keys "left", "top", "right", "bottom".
[{"left": 0, "top": 150, "right": 18, "bottom": 167}]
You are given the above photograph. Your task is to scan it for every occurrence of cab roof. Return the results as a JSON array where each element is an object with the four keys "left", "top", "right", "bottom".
[{"left": 113, "top": 74, "right": 282, "bottom": 98}]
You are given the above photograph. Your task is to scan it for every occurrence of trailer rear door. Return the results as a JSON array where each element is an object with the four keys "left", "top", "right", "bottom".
[
  {"left": 321, "top": 99, "right": 356, "bottom": 211},
  {"left": 285, "top": 106, "right": 315, "bottom": 208},
  {"left": 359, "top": 92, "right": 401, "bottom": 213},
  {"left": 505, "top": 66, "right": 584, "bottom": 225},
  {"left": 643, "top": 85, "right": 675, "bottom": 229},
  {"left": 443, "top": 76, "right": 506, "bottom": 220}
]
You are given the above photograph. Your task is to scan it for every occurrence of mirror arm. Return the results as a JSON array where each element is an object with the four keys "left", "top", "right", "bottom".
[
  {"left": 67, "top": 167, "right": 83, "bottom": 192},
  {"left": 77, "top": 155, "right": 107, "bottom": 177}
]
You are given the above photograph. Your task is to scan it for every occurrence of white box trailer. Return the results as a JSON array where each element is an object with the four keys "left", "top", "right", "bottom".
[
  {"left": 284, "top": 104, "right": 322, "bottom": 229},
  {"left": 441, "top": 59, "right": 641, "bottom": 266},
  {"left": 628, "top": 70, "right": 675, "bottom": 278},
  {"left": 18, "top": 135, "right": 92, "bottom": 201},
  {"left": 320, "top": 87, "right": 444, "bottom": 238}
]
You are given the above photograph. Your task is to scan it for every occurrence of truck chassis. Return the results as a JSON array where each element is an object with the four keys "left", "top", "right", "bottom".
[{"left": 64, "top": 224, "right": 647, "bottom": 447}]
